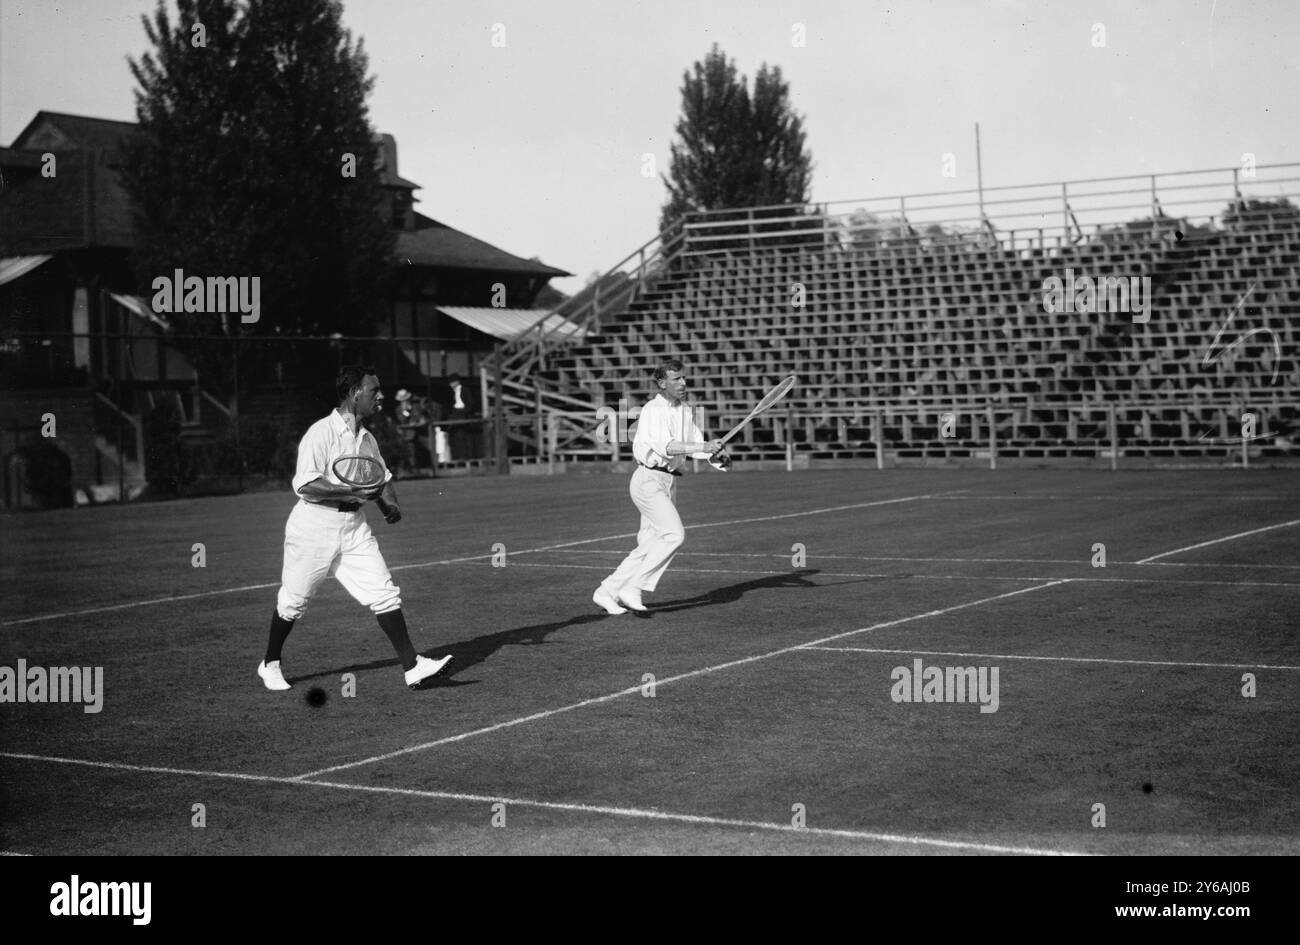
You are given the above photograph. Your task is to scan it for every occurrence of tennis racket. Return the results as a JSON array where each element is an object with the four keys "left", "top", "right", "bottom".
[
  {"left": 713, "top": 374, "right": 797, "bottom": 453},
  {"left": 332, "top": 454, "right": 388, "bottom": 489}
]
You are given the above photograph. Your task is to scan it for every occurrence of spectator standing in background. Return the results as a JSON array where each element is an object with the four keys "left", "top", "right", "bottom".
[{"left": 447, "top": 373, "right": 479, "bottom": 459}]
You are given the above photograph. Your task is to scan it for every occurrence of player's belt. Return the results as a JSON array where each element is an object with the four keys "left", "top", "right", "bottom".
[
  {"left": 311, "top": 499, "right": 363, "bottom": 512},
  {"left": 636, "top": 462, "right": 682, "bottom": 477}
]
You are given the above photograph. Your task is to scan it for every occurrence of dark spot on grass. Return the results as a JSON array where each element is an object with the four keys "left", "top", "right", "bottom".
[
  {"left": 305, "top": 687, "right": 328, "bottom": 708},
  {"left": 1142, "top": 782, "right": 1153, "bottom": 794}
]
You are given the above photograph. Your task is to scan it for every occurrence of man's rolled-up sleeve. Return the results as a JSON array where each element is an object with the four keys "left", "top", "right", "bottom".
[
  {"left": 291, "top": 426, "right": 330, "bottom": 494},
  {"left": 633, "top": 399, "right": 670, "bottom": 466},
  {"left": 683, "top": 407, "right": 714, "bottom": 459}
]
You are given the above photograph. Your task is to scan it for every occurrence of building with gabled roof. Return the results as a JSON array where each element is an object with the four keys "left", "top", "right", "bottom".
[{"left": 0, "top": 111, "right": 573, "bottom": 506}]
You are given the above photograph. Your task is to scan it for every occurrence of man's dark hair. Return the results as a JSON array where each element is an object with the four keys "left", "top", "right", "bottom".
[
  {"left": 336, "top": 365, "right": 378, "bottom": 402},
  {"left": 652, "top": 359, "right": 684, "bottom": 383}
]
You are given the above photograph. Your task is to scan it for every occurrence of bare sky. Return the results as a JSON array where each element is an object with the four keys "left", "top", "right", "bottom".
[{"left": 3, "top": 0, "right": 1297, "bottom": 295}]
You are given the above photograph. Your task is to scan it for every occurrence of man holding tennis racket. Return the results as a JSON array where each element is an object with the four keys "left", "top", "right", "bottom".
[
  {"left": 257, "top": 365, "right": 452, "bottom": 691},
  {"left": 593, "top": 359, "right": 730, "bottom": 615}
]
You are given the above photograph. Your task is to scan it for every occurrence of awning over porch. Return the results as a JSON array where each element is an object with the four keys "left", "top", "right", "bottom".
[
  {"left": 0, "top": 254, "right": 53, "bottom": 286},
  {"left": 435, "top": 306, "right": 587, "bottom": 343},
  {"left": 108, "top": 292, "right": 171, "bottom": 330}
]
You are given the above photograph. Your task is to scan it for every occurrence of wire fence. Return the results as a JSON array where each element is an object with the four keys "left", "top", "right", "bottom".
[{"left": 0, "top": 323, "right": 501, "bottom": 508}]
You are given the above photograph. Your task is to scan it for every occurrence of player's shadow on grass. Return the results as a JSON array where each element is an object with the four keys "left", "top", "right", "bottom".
[
  {"left": 290, "top": 571, "right": 861, "bottom": 689},
  {"left": 421, "top": 612, "right": 613, "bottom": 686},
  {"left": 648, "top": 568, "right": 856, "bottom": 613},
  {"left": 422, "top": 571, "right": 843, "bottom": 682},
  {"left": 288, "top": 612, "right": 611, "bottom": 690}
]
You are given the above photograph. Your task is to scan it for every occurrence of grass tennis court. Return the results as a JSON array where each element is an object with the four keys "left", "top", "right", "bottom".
[{"left": 2, "top": 468, "right": 1298, "bottom": 855}]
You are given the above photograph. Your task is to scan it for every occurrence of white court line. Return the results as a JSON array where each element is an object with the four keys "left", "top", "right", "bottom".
[
  {"left": 800, "top": 646, "right": 1300, "bottom": 672},
  {"left": 546, "top": 550, "right": 1300, "bottom": 570},
  {"left": 674, "top": 493, "right": 938, "bottom": 530},
  {"left": 0, "top": 751, "right": 1079, "bottom": 856},
  {"left": 1, "top": 493, "right": 938, "bottom": 628},
  {"left": 505, "top": 560, "right": 1300, "bottom": 589},
  {"left": 292, "top": 581, "right": 1067, "bottom": 780},
  {"left": 0, "top": 582, "right": 280, "bottom": 629},
  {"left": 1135, "top": 519, "right": 1300, "bottom": 564},
  {"left": 59, "top": 558, "right": 1297, "bottom": 663},
  {"left": 393, "top": 492, "right": 936, "bottom": 568},
  {"left": 928, "top": 494, "right": 1297, "bottom": 502},
  {"left": 294, "top": 780, "right": 1080, "bottom": 855},
  {"left": 0, "top": 751, "right": 295, "bottom": 783},
  {"left": 12, "top": 538, "right": 1293, "bottom": 631},
  {"left": 0, "top": 550, "right": 514, "bottom": 628},
  {"left": 925, "top": 495, "right": 1073, "bottom": 501}
]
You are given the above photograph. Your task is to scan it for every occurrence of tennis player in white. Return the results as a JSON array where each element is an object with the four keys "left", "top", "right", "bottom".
[
  {"left": 594, "top": 359, "right": 730, "bottom": 615},
  {"left": 257, "top": 366, "right": 452, "bottom": 690}
]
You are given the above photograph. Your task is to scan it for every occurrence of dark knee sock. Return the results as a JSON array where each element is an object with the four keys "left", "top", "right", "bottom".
[
  {"left": 376, "top": 609, "right": 418, "bottom": 671},
  {"left": 264, "top": 612, "right": 295, "bottom": 664}
]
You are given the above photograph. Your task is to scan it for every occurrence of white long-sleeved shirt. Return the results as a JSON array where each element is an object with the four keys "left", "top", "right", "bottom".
[
  {"left": 291, "top": 409, "right": 393, "bottom": 496},
  {"left": 632, "top": 394, "right": 709, "bottom": 472}
]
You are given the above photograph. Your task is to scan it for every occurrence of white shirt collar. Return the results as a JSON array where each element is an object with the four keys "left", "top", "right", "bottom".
[{"left": 330, "top": 408, "right": 367, "bottom": 438}]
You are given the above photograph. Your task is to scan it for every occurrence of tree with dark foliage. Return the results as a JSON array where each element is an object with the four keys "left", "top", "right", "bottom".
[
  {"left": 120, "top": 0, "right": 394, "bottom": 400},
  {"left": 660, "top": 44, "right": 813, "bottom": 233}
]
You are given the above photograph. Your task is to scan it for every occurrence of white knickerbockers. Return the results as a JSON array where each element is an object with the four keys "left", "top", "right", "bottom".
[{"left": 276, "top": 501, "right": 401, "bottom": 621}]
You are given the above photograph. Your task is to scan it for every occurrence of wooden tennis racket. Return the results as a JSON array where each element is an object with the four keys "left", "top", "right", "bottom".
[
  {"left": 332, "top": 454, "right": 387, "bottom": 489},
  {"left": 713, "top": 374, "right": 797, "bottom": 453}
]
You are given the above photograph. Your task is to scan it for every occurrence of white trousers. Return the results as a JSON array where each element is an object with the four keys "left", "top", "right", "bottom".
[
  {"left": 276, "top": 501, "right": 401, "bottom": 621},
  {"left": 599, "top": 466, "right": 686, "bottom": 596}
]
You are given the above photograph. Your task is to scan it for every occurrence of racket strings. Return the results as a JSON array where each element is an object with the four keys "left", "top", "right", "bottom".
[
  {"left": 334, "top": 454, "right": 386, "bottom": 487},
  {"left": 753, "top": 375, "right": 797, "bottom": 413}
]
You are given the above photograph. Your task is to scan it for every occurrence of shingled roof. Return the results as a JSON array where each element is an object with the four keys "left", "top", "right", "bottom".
[
  {"left": 11, "top": 112, "right": 137, "bottom": 152},
  {"left": 0, "top": 113, "right": 138, "bottom": 252},
  {"left": 397, "top": 213, "right": 570, "bottom": 276},
  {"left": 0, "top": 148, "right": 137, "bottom": 253},
  {"left": 1, "top": 112, "right": 569, "bottom": 277}
]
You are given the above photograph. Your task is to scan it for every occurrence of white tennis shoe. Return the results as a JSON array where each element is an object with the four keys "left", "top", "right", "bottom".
[
  {"left": 616, "top": 588, "right": 648, "bottom": 612},
  {"left": 405, "top": 654, "right": 452, "bottom": 688},
  {"left": 257, "top": 660, "right": 291, "bottom": 691},
  {"left": 593, "top": 587, "right": 628, "bottom": 615}
]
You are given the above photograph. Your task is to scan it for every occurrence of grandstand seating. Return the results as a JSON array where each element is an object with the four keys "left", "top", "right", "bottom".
[{"left": 492, "top": 179, "right": 1300, "bottom": 465}]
